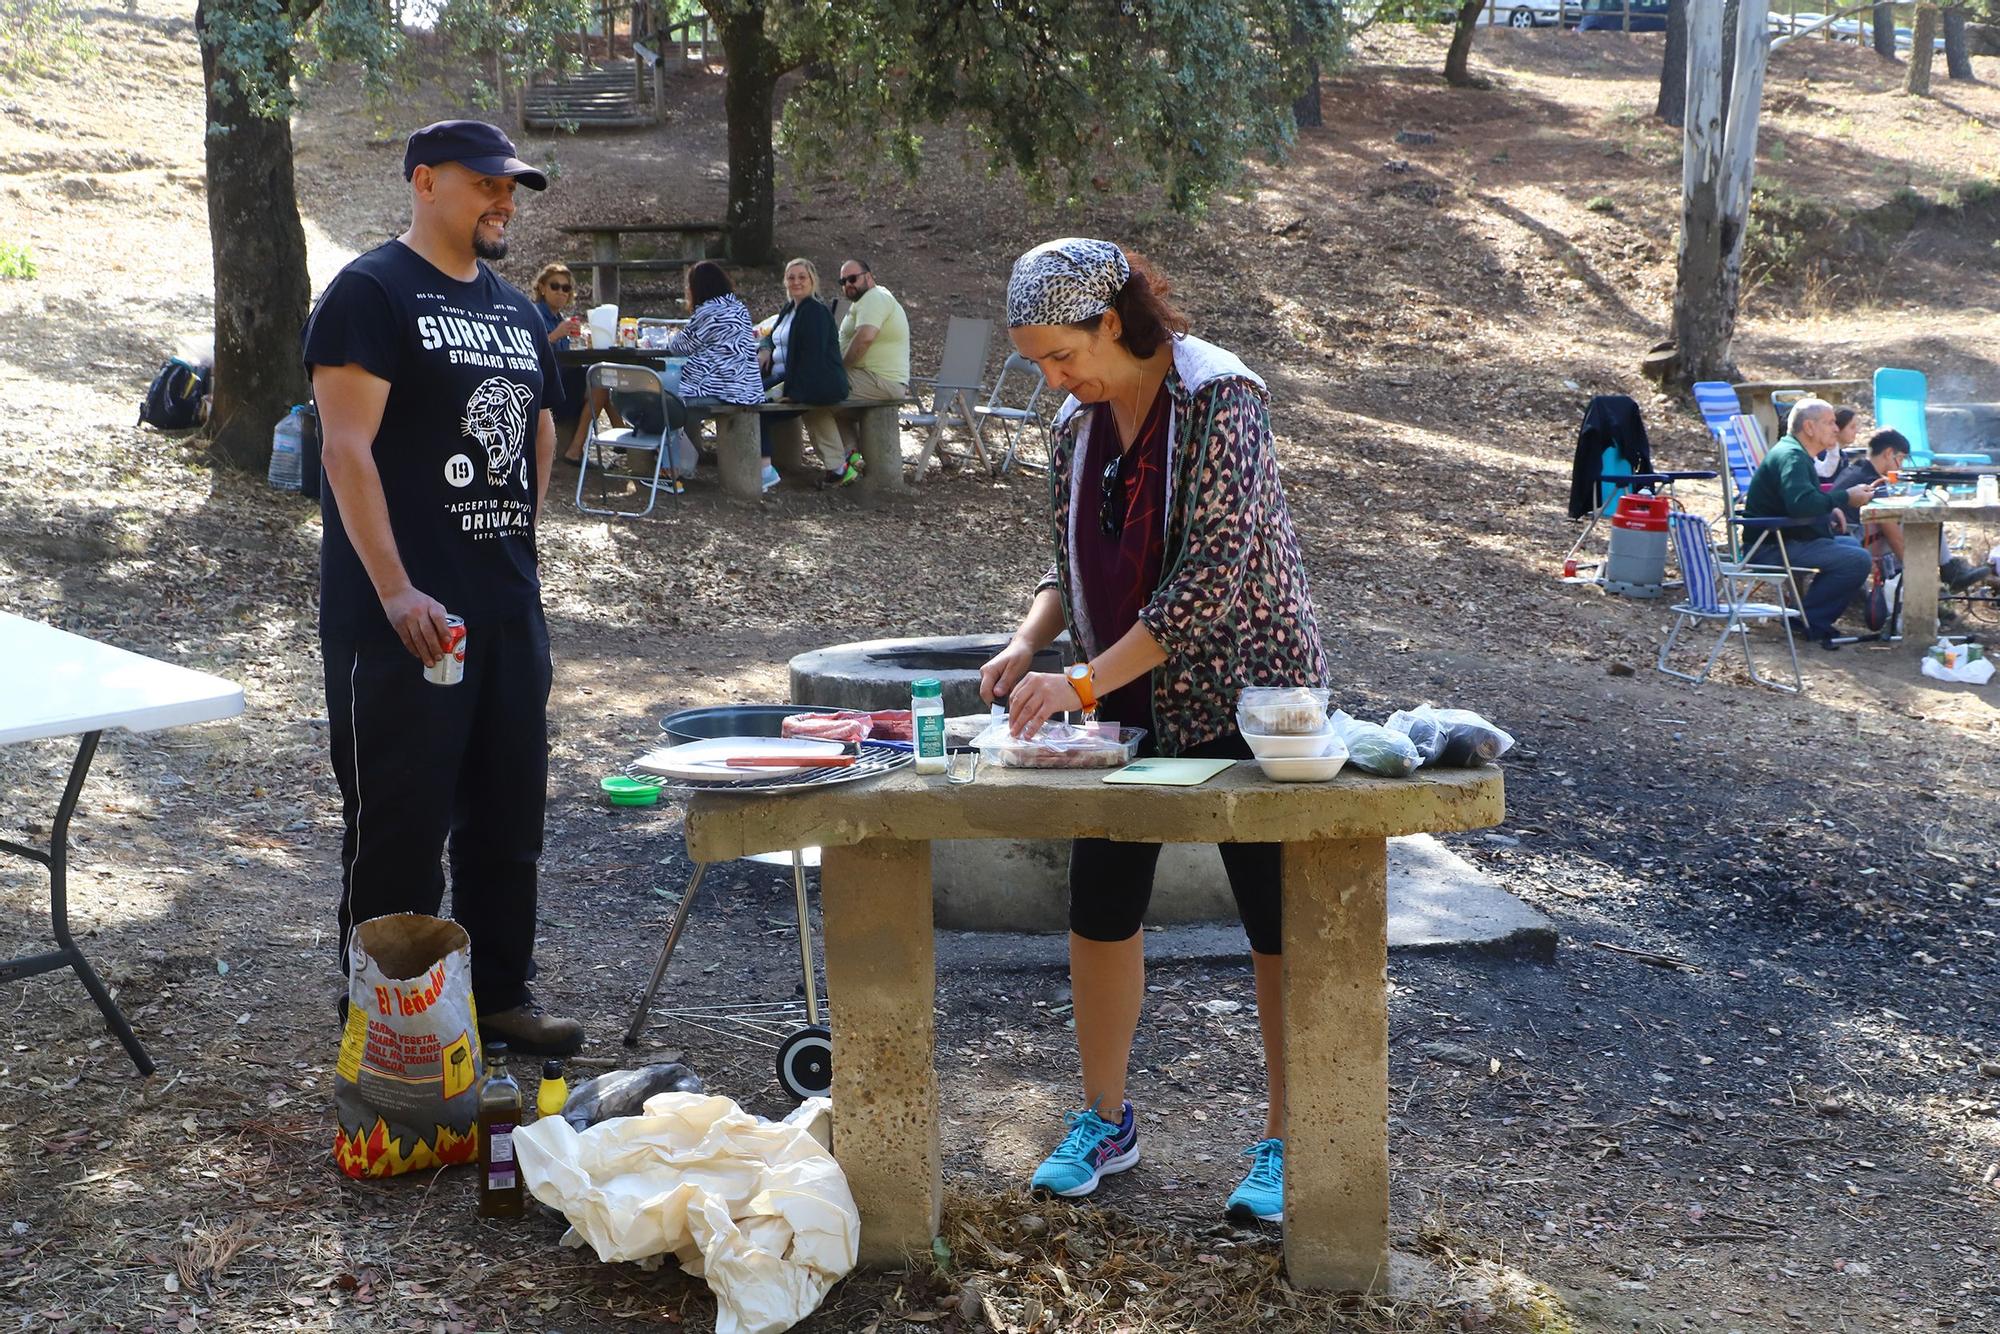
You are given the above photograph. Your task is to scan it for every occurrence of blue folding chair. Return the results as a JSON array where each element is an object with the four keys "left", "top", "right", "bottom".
[
  {"left": 1657, "top": 512, "right": 1803, "bottom": 693},
  {"left": 1874, "top": 367, "right": 1991, "bottom": 468}
]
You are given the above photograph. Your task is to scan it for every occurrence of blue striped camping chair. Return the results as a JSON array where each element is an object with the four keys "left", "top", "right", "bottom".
[{"left": 1657, "top": 511, "right": 1804, "bottom": 693}]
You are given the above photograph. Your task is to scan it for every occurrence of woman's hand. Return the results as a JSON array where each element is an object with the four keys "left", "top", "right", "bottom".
[
  {"left": 978, "top": 639, "right": 1039, "bottom": 706},
  {"left": 1004, "top": 670, "right": 1083, "bottom": 738}
]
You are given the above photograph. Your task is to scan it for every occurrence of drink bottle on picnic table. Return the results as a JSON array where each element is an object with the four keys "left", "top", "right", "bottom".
[
  {"left": 478, "top": 1043, "right": 525, "bottom": 1219},
  {"left": 536, "top": 1059, "right": 568, "bottom": 1122}
]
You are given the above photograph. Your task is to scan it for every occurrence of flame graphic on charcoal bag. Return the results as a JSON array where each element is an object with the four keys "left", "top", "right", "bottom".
[
  {"left": 334, "top": 1117, "right": 479, "bottom": 1179},
  {"left": 333, "top": 916, "right": 483, "bottom": 1179}
]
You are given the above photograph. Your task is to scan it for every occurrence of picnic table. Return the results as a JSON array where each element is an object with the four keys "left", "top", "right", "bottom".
[
  {"left": 556, "top": 222, "right": 730, "bottom": 307},
  {"left": 681, "top": 761, "right": 1505, "bottom": 1290},
  {"left": 1860, "top": 491, "right": 2000, "bottom": 653},
  {"left": 1732, "top": 378, "right": 1865, "bottom": 450},
  {"left": 556, "top": 352, "right": 910, "bottom": 503},
  {"left": 0, "top": 612, "right": 243, "bottom": 1073}
]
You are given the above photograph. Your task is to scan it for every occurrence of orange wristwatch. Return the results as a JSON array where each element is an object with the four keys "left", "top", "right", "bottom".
[{"left": 1064, "top": 662, "right": 1098, "bottom": 714}]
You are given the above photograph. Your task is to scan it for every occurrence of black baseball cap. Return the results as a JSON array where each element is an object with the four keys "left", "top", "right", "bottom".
[{"left": 402, "top": 120, "right": 548, "bottom": 191}]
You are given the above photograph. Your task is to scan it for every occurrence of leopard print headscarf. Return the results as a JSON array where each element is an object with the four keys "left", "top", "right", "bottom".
[{"left": 1006, "top": 237, "right": 1130, "bottom": 328}]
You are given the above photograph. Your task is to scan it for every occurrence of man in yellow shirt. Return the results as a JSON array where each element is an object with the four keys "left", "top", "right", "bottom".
[{"left": 806, "top": 258, "right": 911, "bottom": 485}]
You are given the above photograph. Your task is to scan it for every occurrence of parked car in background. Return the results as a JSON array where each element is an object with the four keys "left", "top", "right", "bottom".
[
  {"left": 1575, "top": 0, "right": 1667, "bottom": 31},
  {"left": 1484, "top": 0, "right": 1565, "bottom": 26}
]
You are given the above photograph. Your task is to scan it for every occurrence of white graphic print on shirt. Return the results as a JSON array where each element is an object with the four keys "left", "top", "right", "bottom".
[{"left": 463, "top": 377, "right": 535, "bottom": 487}]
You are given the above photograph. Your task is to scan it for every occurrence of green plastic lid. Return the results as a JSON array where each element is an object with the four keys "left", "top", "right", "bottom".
[
  {"left": 600, "top": 774, "right": 665, "bottom": 806},
  {"left": 912, "top": 678, "right": 942, "bottom": 697}
]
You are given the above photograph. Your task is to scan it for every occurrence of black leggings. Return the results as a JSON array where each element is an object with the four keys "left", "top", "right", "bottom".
[{"left": 1067, "top": 732, "right": 1282, "bottom": 955}]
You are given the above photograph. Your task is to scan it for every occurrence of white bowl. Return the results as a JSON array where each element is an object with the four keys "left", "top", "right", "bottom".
[
  {"left": 1241, "top": 727, "right": 1337, "bottom": 759},
  {"left": 1257, "top": 753, "right": 1348, "bottom": 782}
]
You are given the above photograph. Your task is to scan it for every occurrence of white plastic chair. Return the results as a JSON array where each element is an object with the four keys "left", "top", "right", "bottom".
[
  {"left": 1656, "top": 511, "right": 1803, "bottom": 693},
  {"left": 903, "top": 316, "right": 993, "bottom": 480},
  {"left": 973, "top": 352, "right": 1052, "bottom": 476},
  {"left": 576, "top": 362, "right": 685, "bottom": 519}
]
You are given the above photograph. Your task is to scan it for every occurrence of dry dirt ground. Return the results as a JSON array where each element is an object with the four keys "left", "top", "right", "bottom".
[{"left": 3, "top": 6, "right": 1999, "bottom": 1332}]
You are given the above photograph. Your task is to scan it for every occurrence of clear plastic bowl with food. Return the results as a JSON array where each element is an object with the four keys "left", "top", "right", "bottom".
[
  {"left": 974, "top": 720, "right": 1147, "bottom": 769},
  {"left": 1236, "top": 686, "right": 1331, "bottom": 737}
]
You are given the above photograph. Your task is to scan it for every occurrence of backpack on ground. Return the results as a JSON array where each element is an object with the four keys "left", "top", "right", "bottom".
[{"left": 138, "top": 358, "right": 210, "bottom": 430}]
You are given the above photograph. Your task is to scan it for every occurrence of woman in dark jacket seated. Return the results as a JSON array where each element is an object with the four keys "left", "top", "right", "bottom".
[{"left": 759, "top": 258, "right": 850, "bottom": 486}]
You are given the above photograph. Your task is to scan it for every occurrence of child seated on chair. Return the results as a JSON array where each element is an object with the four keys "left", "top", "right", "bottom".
[{"left": 1831, "top": 429, "right": 1995, "bottom": 592}]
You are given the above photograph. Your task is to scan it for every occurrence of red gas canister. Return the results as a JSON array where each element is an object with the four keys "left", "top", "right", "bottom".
[{"left": 1604, "top": 493, "right": 1671, "bottom": 597}]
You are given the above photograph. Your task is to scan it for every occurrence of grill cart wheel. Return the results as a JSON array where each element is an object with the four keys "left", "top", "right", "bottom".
[{"left": 777, "top": 1024, "right": 833, "bottom": 1101}]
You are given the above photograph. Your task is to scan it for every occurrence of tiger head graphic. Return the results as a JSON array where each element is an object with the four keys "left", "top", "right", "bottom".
[{"left": 461, "top": 377, "right": 535, "bottom": 485}]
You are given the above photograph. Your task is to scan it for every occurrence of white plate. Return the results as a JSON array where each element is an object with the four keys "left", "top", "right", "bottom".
[{"left": 632, "top": 736, "right": 850, "bottom": 781}]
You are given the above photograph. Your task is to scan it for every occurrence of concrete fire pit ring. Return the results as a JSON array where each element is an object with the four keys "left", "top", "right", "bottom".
[{"left": 788, "top": 632, "right": 1067, "bottom": 716}]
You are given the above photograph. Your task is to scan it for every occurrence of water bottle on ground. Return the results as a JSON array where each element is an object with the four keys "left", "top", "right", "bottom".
[{"left": 268, "top": 405, "right": 306, "bottom": 492}]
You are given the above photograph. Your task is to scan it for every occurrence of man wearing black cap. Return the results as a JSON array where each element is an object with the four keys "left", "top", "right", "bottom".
[{"left": 302, "top": 120, "right": 581, "bottom": 1057}]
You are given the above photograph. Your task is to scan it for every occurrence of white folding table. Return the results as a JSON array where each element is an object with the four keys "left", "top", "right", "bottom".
[{"left": 0, "top": 612, "right": 244, "bottom": 1074}]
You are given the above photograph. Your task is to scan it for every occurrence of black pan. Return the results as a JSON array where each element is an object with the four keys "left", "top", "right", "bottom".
[{"left": 659, "top": 703, "right": 840, "bottom": 747}]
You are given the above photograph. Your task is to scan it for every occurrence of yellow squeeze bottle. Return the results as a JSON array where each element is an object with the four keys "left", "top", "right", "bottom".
[{"left": 537, "top": 1059, "right": 569, "bottom": 1121}]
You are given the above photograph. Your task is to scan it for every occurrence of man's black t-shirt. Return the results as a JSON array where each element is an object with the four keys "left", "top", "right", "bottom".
[{"left": 302, "top": 240, "right": 563, "bottom": 641}]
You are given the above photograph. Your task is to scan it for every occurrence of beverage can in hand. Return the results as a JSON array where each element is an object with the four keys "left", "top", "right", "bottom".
[{"left": 424, "top": 616, "right": 467, "bottom": 686}]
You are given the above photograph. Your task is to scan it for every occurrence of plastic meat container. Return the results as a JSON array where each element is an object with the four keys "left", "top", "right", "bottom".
[{"left": 975, "top": 722, "right": 1147, "bottom": 770}]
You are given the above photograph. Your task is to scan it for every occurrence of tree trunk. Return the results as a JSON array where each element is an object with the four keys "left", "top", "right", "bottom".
[
  {"left": 1872, "top": 2, "right": 1897, "bottom": 57},
  {"left": 1658, "top": 0, "right": 1689, "bottom": 125},
  {"left": 195, "top": 0, "right": 313, "bottom": 474},
  {"left": 1673, "top": 0, "right": 1768, "bottom": 386},
  {"left": 1944, "top": 6, "right": 1975, "bottom": 77},
  {"left": 716, "top": 3, "right": 776, "bottom": 265},
  {"left": 1290, "top": 12, "right": 1322, "bottom": 127},
  {"left": 1444, "top": 0, "right": 1486, "bottom": 86},
  {"left": 1293, "top": 57, "right": 1323, "bottom": 128},
  {"left": 1674, "top": 0, "right": 1731, "bottom": 385},
  {"left": 1719, "top": 0, "right": 1740, "bottom": 123},
  {"left": 1906, "top": 5, "right": 1939, "bottom": 94}
]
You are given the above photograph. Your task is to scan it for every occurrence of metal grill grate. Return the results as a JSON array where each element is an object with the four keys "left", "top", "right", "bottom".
[{"left": 630, "top": 742, "right": 911, "bottom": 794}]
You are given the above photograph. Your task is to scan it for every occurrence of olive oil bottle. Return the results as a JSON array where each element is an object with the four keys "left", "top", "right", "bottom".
[{"left": 477, "top": 1042, "right": 525, "bottom": 1219}]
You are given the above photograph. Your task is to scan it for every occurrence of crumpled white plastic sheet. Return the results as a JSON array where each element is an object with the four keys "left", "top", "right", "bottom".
[
  {"left": 1922, "top": 654, "right": 1995, "bottom": 685},
  {"left": 513, "top": 1092, "right": 856, "bottom": 1334}
]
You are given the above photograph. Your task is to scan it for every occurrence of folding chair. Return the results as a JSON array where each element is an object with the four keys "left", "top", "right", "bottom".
[
  {"left": 1657, "top": 511, "right": 1804, "bottom": 693},
  {"left": 1874, "top": 367, "right": 1991, "bottom": 468},
  {"left": 576, "top": 362, "right": 687, "bottom": 519},
  {"left": 1700, "top": 402, "right": 1800, "bottom": 578},
  {"left": 904, "top": 316, "right": 994, "bottom": 480},
  {"left": 973, "top": 352, "right": 1052, "bottom": 476}
]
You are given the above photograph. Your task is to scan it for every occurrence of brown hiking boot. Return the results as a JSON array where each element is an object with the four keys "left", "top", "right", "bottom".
[{"left": 478, "top": 1001, "right": 584, "bottom": 1058}]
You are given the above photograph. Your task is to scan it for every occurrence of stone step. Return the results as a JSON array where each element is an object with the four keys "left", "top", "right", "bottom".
[{"left": 930, "top": 834, "right": 1555, "bottom": 964}]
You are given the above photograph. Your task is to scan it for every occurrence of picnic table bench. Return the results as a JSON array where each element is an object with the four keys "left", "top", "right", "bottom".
[
  {"left": 681, "top": 762, "right": 1505, "bottom": 1289},
  {"left": 1731, "top": 378, "right": 1865, "bottom": 451},
  {"left": 557, "top": 221, "right": 731, "bottom": 306},
  {"left": 700, "top": 399, "right": 913, "bottom": 502}
]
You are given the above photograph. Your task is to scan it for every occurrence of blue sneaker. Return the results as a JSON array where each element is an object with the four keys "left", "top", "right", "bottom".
[
  {"left": 1030, "top": 1102, "right": 1138, "bottom": 1197},
  {"left": 1225, "top": 1137, "right": 1284, "bottom": 1223}
]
